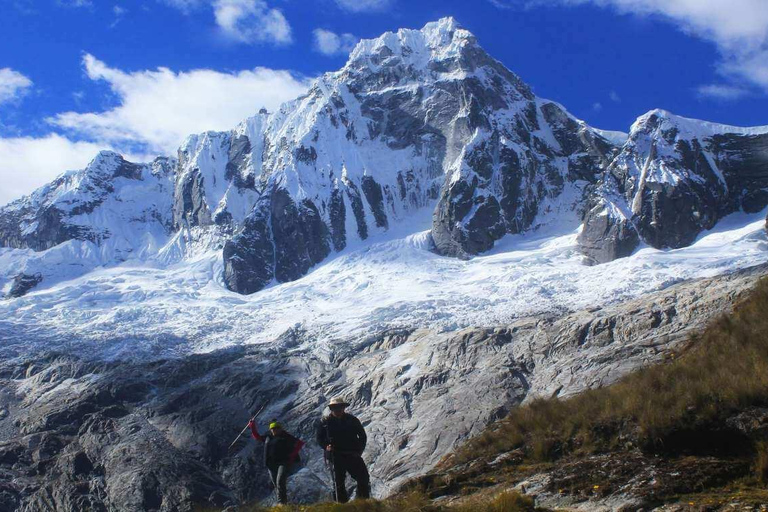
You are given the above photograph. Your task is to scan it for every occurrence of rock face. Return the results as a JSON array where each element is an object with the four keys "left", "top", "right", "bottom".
[
  {"left": 1, "top": 264, "right": 764, "bottom": 511},
  {"left": 173, "top": 127, "right": 260, "bottom": 230},
  {"left": 579, "top": 110, "right": 768, "bottom": 260},
  {"left": 222, "top": 189, "right": 331, "bottom": 293}
]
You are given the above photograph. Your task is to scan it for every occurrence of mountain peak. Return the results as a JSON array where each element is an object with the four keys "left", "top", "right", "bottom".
[
  {"left": 347, "top": 17, "right": 476, "bottom": 69},
  {"left": 631, "top": 108, "right": 768, "bottom": 139},
  {"left": 419, "top": 16, "right": 466, "bottom": 47}
]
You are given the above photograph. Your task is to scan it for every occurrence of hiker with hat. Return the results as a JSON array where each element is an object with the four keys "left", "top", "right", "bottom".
[
  {"left": 316, "top": 397, "right": 370, "bottom": 502},
  {"left": 247, "top": 418, "right": 305, "bottom": 505}
]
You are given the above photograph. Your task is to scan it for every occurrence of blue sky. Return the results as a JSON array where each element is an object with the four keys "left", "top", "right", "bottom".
[{"left": 1, "top": 0, "right": 767, "bottom": 205}]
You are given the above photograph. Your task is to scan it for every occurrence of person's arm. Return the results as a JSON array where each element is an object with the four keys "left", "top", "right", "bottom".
[
  {"left": 289, "top": 437, "right": 305, "bottom": 464},
  {"left": 316, "top": 419, "right": 328, "bottom": 449},
  {"left": 355, "top": 417, "right": 367, "bottom": 453},
  {"left": 248, "top": 419, "right": 266, "bottom": 442}
]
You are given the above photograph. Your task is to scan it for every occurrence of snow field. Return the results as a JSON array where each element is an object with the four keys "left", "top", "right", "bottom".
[{"left": 1, "top": 208, "right": 766, "bottom": 362}]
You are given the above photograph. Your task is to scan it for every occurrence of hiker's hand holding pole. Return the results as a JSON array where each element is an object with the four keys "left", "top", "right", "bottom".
[{"left": 227, "top": 403, "right": 267, "bottom": 453}]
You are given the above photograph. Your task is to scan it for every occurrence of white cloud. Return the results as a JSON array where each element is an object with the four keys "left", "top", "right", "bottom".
[
  {"left": 48, "top": 54, "right": 311, "bottom": 155},
  {"left": 159, "top": 0, "right": 204, "bottom": 14},
  {"left": 609, "top": 90, "right": 621, "bottom": 103},
  {"left": 334, "top": 0, "right": 392, "bottom": 12},
  {"left": 494, "top": 0, "right": 768, "bottom": 95},
  {"left": 0, "top": 68, "right": 33, "bottom": 106},
  {"left": 157, "top": 0, "right": 291, "bottom": 45},
  {"left": 697, "top": 84, "right": 750, "bottom": 101},
  {"left": 111, "top": 5, "right": 127, "bottom": 27},
  {"left": 592, "top": 102, "right": 603, "bottom": 112},
  {"left": 313, "top": 29, "right": 358, "bottom": 56},
  {"left": 57, "top": 0, "right": 94, "bottom": 7},
  {"left": 0, "top": 135, "right": 112, "bottom": 206},
  {"left": 212, "top": 0, "right": 291, "bottom": 45},
  {"left": 1, "top": 55, "right": 311, "bottom": 205}
]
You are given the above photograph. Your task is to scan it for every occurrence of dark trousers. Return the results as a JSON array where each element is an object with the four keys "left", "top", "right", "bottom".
[
  {"left": 267, "top": 463, "right": 294, "bottom": 504},
  {"left": 331, "top": 453, "right": 370, "bottom": 503}
]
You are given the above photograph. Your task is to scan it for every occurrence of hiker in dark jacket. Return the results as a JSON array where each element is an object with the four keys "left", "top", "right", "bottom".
[
  {"left": 316, "top": 397, "right": 370, "bottom": 502},
  {"left": 248, "top": 418, "right": 305, "bottom": 504}
]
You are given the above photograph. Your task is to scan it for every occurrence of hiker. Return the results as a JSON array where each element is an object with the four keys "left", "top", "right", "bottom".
[
  {"left": 316, "top": 397, "right": 371, "bottom": 502},
  {"left": 248, "top": 418, "right": 305, "bottom": 505}
]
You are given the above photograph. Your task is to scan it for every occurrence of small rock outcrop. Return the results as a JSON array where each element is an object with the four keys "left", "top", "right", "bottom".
[
  {"left": 7, "top": 273, "right": 43, "bottom": 298},
  {"left": 577, "top": 199, "right": 640, "bottom": 265}
]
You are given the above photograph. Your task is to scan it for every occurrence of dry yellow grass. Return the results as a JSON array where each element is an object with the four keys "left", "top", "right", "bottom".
[
  {"left": 223, "top": 491, "right": 535, "bottom": 512},
  {"left": 458, "top": 276, "right": 768, "bottom": 465}
]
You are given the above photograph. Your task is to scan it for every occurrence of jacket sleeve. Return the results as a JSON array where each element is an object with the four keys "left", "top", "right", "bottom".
[
  {"left": 250, "top": 422, "right": 266, "bottom": 443},
  {"left": 355, "top": 417, "right": 367, "bottom": 452},
  {"left": 316, "top": 419, "right": 328, "bottom": 449},
  {"left": 289, "top": 437, "right": 305, "bottom": 462}
]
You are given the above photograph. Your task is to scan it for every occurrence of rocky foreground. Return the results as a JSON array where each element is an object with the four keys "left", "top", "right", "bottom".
[
  {"left": 404, "top": 269, "right": 768, "bottom": 512},
  {"left": 1, "top": 264, "right": 765, "bottom": 511}
]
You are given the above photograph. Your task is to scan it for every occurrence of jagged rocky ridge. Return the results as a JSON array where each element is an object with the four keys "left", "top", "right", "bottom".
[
  {"left": 579, "top": 112, "right": 768, "bottom": 264},
  {"left": 1, "top": 18, "right": 767, "bottom": 296},
  {"left": 0, "top": 152, "right": 175, "bottom": 253}
]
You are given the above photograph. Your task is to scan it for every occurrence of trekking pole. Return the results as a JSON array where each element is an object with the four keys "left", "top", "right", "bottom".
[
  {"left": 227, "top": 402, "right": 268, "bottom": 453},
  {"left": 324, "top": 425, "right": 338, "bottom": 502}
]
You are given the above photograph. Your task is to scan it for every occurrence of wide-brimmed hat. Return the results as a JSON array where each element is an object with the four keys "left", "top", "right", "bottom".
[{"left": 328, "top": 397, "right": 350, "bottom": 408}]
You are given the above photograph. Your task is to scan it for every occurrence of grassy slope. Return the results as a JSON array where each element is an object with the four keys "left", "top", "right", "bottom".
[
  {"left": 455, "top": 277, "right": 768, "bottom": 466},
  {"left": 222, "top": 275, "right": 768, "bottom": 511}
]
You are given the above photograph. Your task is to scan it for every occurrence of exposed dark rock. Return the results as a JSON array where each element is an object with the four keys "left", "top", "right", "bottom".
[
  {"left": 225, "top": 135, "right": 255, "bottom": 190},
  {"left": 223, "top": 189, "right": 331, "bottom": 294},
  {"left": 345, "top": 181, "right": 369, "bottom": 241},
  {"left": 271, "top": 190, "right": 331, "bottom": 283},
  {"left": 329, "top": 187, "right": 347, "bottom": 251},
  {"left": 114, "top": 160, "right": 145, "bottom": 180},
  {"left": 432, "top": 178, "right": 481, "bottom": 258},
  {"left": 222, "top": 199, "right": 275, "bottom": 295},
  {"left": 173, "top": 168, "right": 211, "bottom": 229},
  {"left": 578, "top": 204, "right": 639, "bottom": 265},
  {"left": 361, "top": 176, "right": 389, "bottom": 229},
  {"left": 295, "top": 146, "right": 318, "bottom": 164},
  {"left": 0, "top": 200, "right": 98, "bottom": 251},
  {"left": 8, "top": 274, "right": 43, "bottom": 299}
]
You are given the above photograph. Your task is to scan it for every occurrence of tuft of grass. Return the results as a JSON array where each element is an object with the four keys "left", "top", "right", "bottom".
[
  {"left": 754, "top": 442, "right": 768, "bottom": 485},
  {"left": 457, "top": 276, "right": 768, "bottom": 465},
  {"left": 208, "top": 490, "right": 537, "bottom": 512},
  {"left": 218, "top": 493, "right": 438, "bottom": 512},
  {"left": 450, "top": 491, "right": 536, "bottom": 512}
]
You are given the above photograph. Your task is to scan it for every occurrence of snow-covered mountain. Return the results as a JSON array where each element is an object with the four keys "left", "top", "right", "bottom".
[
  {"left": 579, "top": 110, "right": 768, "bottom": 264},
  {"left": 2, "top": 18, "right": 767, "bottom": 299}
]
